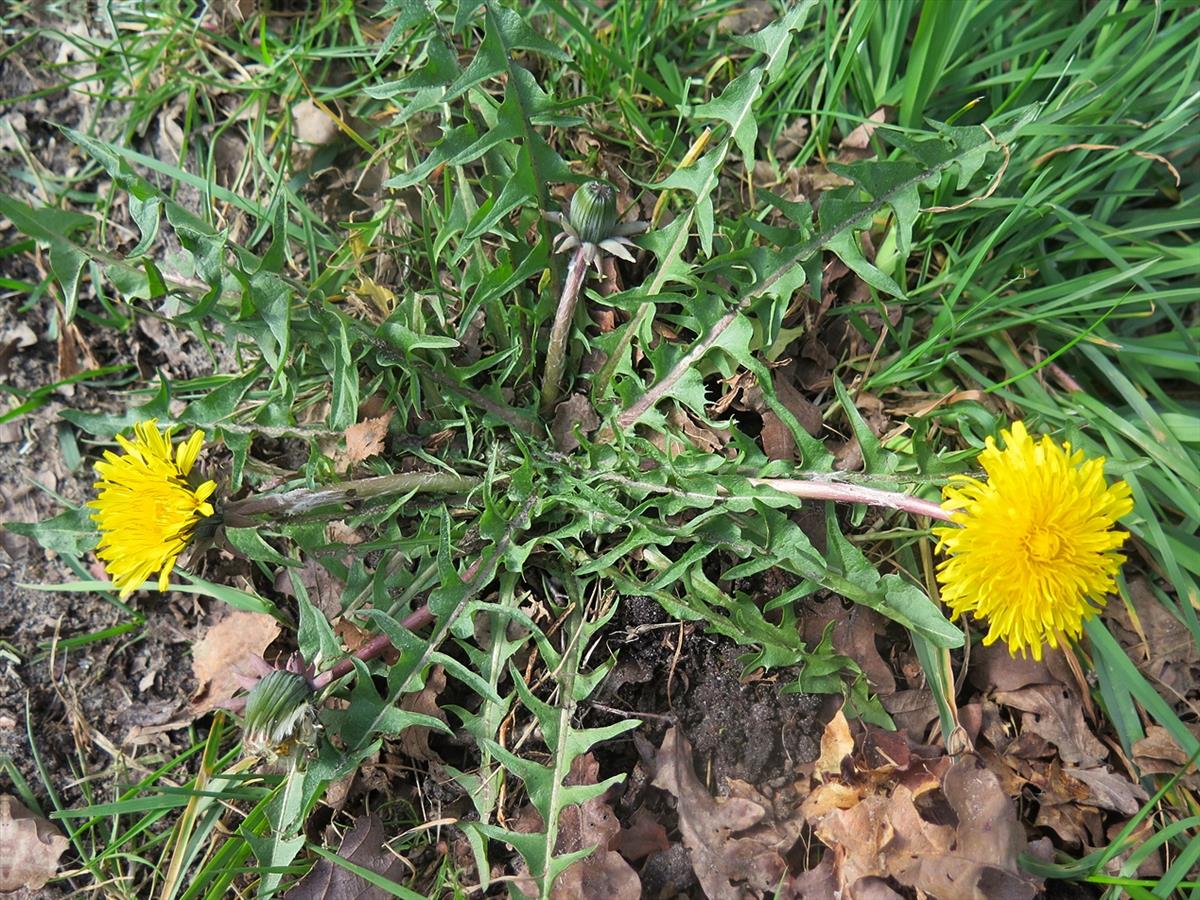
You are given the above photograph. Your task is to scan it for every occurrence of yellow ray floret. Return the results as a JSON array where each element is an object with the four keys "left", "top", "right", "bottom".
[
  {"left": 933, "top": 421, "right": 1133, "bottom": 660},
  {"left": 89, "top": 419, "right": 217, "bottom": 598}
]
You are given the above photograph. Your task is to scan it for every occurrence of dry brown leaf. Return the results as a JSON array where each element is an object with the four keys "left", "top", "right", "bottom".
[
  {"left": 189, "top": 610, "right": 280, "bottom": 715},
  {"left": 881, "top": 689, "right": 939, "bottom": 744},
  {"left": 814, "top": 709, "right": 854, "bottom": 781},
  {"left": 652, "top": 727, "right": 794, "bottom": 900},
  {"left": 396, "top": 664, "right": 448, "bottom": 762},
  {"left": 1132, "top": 725, "right": 1200, "bottom": 787},
  {"left": 283, "top": 813, "right": 406, "bottom": 900},
  {"left": 1063, "top": 767, "right": 1148, "bottom": 816},
  {"left": 968, "top": 641, "right": 1073, "bottom": 693},
  {"left": 836, "top": 107, "right": 889, "bottom": 162},
  {"left": 993, "top": 684, "right": 1108, "bottom": 767},
  {"left": 291, "top": 98, "right": 338, "bottom": 145},
  {"left": 1105, "top": 577, "right": 1199, "bottom": 709},
  {"left": 274, "top": 556, "right": 345, "bottom": 619},
  {"left": 551, "top": 394, "right": 599, "bottom": 453},
  {"left": 512, "top": 754, "right": 641, "bottom": 900},
  {"left": 903, "top": 756, "right": 1040, "bottom": 900},
  {"left": 0, "top": 795, "right": 69, "bottom": 892},
  {"left": 550, "top": 754, "right": 640, "bottom": 900},
  {"left": 614, "top": 807, "right": 669, "bottom": 863},
  {"left": 341, "top": 411, "right": 393, "bottom": 468},
  {"left": 812, "top": 755, "right": 1039, "bottom": 900},
  {"left": 774, "top": 117, "right": 811, "bottom": 162}
]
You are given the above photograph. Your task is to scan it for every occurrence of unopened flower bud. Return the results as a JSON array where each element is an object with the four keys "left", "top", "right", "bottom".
[
  {"left": 242, "top": 669, "right": 315, "bottom": 761},
  {"left": 569, "top": 180, "right": 618, "bottom": 246}
]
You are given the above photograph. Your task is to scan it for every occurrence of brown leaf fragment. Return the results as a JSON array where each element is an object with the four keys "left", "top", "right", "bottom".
[
  {"left": 836, "top": 107, "right": 889, "bottom": 162},
  {"left": 341, "top": 411, "right": 393, "bottom": 468},
  {"left": 189, "top": 610, "right": 280, "bottom": 715},
  {"left": 274, "top": 556, "right": 345, "bottom": 619},
  {"left": 512, "top": 754, "right": 640, "bottom": 900},
  {"left": 0, "top": 795, "right": 69, "bottom": 892},
  {"left": 774, "top": 117, "right": 811, "bottom": 162},
  {"left": 652, "top": 727, "right": 792, "bottom": 900},
  {"left": 993, "top": 684, "right": 1108, "bottom": 767},
  {"left": 814, "top": 710, "right": 854, "bottom": 781},
  {"left": 968, "top": 640, "right": 1074, "bottom": 693},
  {"left": 760, "top": 411, "right": 796, "bottom": 461},
  {"left": 1063, "top": 767, "right": 1148, "bottom": 816},
  {"left": 551, "top": 754, "right": 640, "bottom": 900},
  {"left": 1105, "top": 577, "right": 1199, "bottom": 709},
  {"left": 881, "top": 689, "right": 939, "bottom": 744},
  {"left": 551, "top": 394, "right": 599, "bottom": 453},
  {"left": 1132, "top": 725, "right": 1200, "bottom": 787},
  {"left": 291, "top": 98, "right": 338, "bottom": 146},
  {"left": 284, "top": 813, "right": 407, "bottom": 900},
  {"left": 614, "top": 807, "right": 669, "bottom": 862},
  {"left": 903, "top": 756, "right": 1040, "bottom": 900},
  {"left": 778, "top": 853, "right": 837, "bottom": 899},
  {"left": 396, "top": 665, "right": 448, "bottom": 762}
]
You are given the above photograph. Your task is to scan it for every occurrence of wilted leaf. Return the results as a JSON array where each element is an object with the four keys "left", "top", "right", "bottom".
[
  {"left": 1132, "top": 725, "right": 1200, "bottom": 787},
  {"left": 190, "top": 610, "right": 280, "bottom": 715},
  {"left": 993, "top": 684, "right": 1108, "bottom": 767},
  {"left": 284, "top": 813, "right": 407, "bottom": 900},
  {"left": 614, "top": 807, "right": 669, "bottom": 863},
  {"left": 550, "top": 754, "right": 640, "bottom": 900},
  {"left": 551, "top": 394, "right": 599, "bottom": 453},
  {"left": 652, "top": 726, "right": 796, "bottom": 899},
  {"left": 341, "top": 411, "right": 393, "bottom": 468},
  {"left": 397, "top": 664, "right": 448, "bottom": 762},
  {"left": 0, "top": 795, "right": 69, "bottom": 892}
]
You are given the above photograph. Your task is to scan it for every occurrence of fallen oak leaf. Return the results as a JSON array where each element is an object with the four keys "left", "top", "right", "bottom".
[
  {"left": 993, "top": 684, "right": 1108, "bottom": 767},
  {"left": 652, "top": 726, "right": 793, "bottom": 900},
  {"left": 905, "top": 755, "right": 1041, "bottom": 900},
  {"left": 0, "top": 794, "right": 69, "bottom": 892},
  {"left": 550, "top": 753, "right": 640, "bottom": 900},
  {"left": 1062, "top": 766, "right": 1148, "bottom": 817},
  {"left": 190, "top": 610, "right": 280, "bottom": 715},
  {"left": 1132, "top": 725, "right": 1200, "bottom": 787}
]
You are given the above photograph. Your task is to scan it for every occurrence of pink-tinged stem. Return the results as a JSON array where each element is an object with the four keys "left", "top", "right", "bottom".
[
  {"left": 309, "top": 604, "right": 434, "bottom": 691},
  {"left": 749, "top": 477, "right": 954, "bottom": 523}
]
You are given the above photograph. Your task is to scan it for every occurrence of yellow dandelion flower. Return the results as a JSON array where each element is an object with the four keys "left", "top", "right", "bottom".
[
  {"left": 933, "top": 421, "right": 1133, "bottom": 660},
  {"left": 89, "top": 419, "right": 217, "bottom": 598}
]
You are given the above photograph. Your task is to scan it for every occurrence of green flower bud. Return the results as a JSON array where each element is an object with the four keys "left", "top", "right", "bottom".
[
  {"left": 569, "top": 180, "right": 618, "bottom": 245},
  {"left": 242, "top": 669, "right": 314, "bottom": 761}
]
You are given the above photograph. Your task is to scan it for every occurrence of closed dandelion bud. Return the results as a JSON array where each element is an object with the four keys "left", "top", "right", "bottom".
[
  {"left": 242, "top": 669, "right": 315, "bottom": 760},
  {"left": 569, "top": 180, "right": 618, "bottom": 245}
]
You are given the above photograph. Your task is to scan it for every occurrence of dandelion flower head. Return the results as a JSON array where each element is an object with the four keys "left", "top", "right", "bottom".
[
  {"left": 89, "top": 419, "right": 216, "bottom": 598},
  {"left": 933, "top": 421, "right": 1133, "bottom": 659}
]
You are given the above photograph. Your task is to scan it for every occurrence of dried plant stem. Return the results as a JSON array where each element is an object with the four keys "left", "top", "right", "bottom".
[
  {"left": 224, "top": 471, "right": 481, "bottom": 523},
  {"left": 539, "top": 245, "right": 588, "bottom": 417},
  {"left": 749, "top": 476, "right": 954, "bottom": 522}
]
